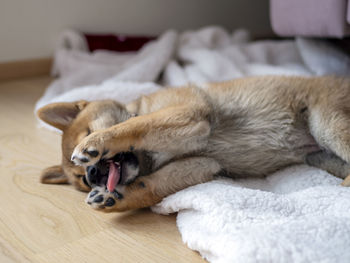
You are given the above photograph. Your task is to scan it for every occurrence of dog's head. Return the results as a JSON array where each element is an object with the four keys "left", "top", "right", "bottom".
[{"left": 38, "top": 100, "right": 146, "bottom": 191}]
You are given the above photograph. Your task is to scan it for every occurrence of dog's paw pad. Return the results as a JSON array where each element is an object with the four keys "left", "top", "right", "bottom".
[
  {"left": 93, "top": 195, "right": 104, "bottom": 203},
  {"left": 89, "top": 189, "right": 99, "bottom": 198},
  {"left": 84, "top": 149, "right": 99, "bottom": 158},
  {"left": 105, "top": 197, "right": 116, "bottom": 207}
]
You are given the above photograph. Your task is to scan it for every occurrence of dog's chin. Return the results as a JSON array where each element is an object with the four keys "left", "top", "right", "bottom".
[{"left": 84, "top": 152, "right": 140, "bottom": 192}]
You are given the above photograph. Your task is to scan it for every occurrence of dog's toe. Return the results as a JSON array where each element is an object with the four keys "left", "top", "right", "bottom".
[
  {"left": 104, "top": 197, "right": 116, "bottom": 207},
  {"left": 92, "top": 194, "right": 104, "bottom": 203},
  {"left": 71, "top": 146, "right": 101, "bottom": 166}
]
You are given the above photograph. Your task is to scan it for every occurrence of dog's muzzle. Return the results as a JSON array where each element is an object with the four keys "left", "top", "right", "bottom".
[{"left": 84, "top": 152, "right": 139, "bottom": 191}]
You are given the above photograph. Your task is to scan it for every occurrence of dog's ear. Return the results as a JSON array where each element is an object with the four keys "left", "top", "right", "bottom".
[
  {"left": 40, "top": 165, "right": 69, "bottom": 184},
  {"left": 37, "top": 101, "right": 89, "bottom": 130}
]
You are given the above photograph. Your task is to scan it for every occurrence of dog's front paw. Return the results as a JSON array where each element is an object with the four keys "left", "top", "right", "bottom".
[
  {"left": 85, "top": 186, "right": 123, "bottom": 212},
  {"left": 71, "top": 131, "right": 111, "bottom": 166}
]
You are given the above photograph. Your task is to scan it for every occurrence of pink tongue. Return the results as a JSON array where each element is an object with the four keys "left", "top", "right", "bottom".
[{"left": 107, "top": 162, "right": 120, "bottom": 192}]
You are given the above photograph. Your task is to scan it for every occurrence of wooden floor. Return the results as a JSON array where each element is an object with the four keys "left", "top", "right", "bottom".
[{"left": 0, "top": 76, "right": 205, "bottom": 263}]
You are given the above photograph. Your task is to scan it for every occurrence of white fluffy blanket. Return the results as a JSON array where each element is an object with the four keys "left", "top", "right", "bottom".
[
  {"left": 35, "top": 26, "right": 350, "bottom": 262},
  {"left": 153, "top": 165, "right": 350, "bottom": 263}
]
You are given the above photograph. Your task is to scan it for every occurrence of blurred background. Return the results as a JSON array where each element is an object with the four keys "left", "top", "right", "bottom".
[{"left": 0, "top": 0, "right": 272, "bottom": 63}]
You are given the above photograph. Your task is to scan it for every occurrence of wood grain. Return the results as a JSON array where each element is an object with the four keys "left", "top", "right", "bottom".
[{"left": 0, "top": 77, "right": 204, "bottom": 262}]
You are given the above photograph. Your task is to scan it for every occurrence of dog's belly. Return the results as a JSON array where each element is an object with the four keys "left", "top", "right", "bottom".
[
  {"left": 206, "top": 143, "right": 302, "bottom": 178},
  {"left": 205, "top": 118, "right": 318, "bottom": 178}
]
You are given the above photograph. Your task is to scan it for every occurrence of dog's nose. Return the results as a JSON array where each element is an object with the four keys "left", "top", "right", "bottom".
[{"left": 86, "top": 165, "right": 98, "bottom": 185}]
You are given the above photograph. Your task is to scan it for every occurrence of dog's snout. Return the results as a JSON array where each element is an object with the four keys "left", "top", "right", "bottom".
[
  {"left": 86, "top": 162, "right": 109, "bottom": 186},
  {"left": 87, "top": 165, "right": 98, "bottom": 185}
]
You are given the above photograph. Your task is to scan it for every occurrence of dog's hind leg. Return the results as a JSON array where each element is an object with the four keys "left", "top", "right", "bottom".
[
  {"left": 309, "top": 107, "right": 350, "bottom": 164},
  {"left": 308, "top": 106, "right": 350, "bottom": 186},
  {"left": 85, "top": 157, "right": 221, "bottom": 212},
  {"left": 306, "top": 151, "right": 350, "bottom": 179}
]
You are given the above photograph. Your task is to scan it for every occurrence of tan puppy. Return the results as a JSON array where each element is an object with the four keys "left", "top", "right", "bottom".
[{"left": 38, "top": 76, "right": 350, "bottom": 212}]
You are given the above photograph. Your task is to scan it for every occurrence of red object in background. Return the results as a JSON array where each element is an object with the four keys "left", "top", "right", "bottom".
[{"left": 84, "top": 33, "right": 156, "bottom": 52}]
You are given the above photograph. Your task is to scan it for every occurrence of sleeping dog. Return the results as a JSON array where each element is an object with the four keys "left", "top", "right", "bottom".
[{"left": 38, "top": 76, "right": 350, "bottom": 212}]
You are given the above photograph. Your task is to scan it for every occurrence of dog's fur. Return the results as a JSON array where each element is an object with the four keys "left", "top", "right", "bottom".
[{"left": 38, "top": 76, "right": 350, "bottom": 212}]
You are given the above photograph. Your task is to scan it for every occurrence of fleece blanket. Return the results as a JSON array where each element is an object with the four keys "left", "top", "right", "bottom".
[
  {"left": 153, "top": 165, "right": 350, "bottom": 263},
  {"left": 35, "top": 26, "right": 350, "bottom": 262}
]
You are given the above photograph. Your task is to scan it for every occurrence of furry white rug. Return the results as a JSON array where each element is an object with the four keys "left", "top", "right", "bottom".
[
  {"left": 153, "top": 165, "right": 350, "bottom": 263},
  {"left": 35, "top": 26, "right": 350, "bottom": 262}
]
